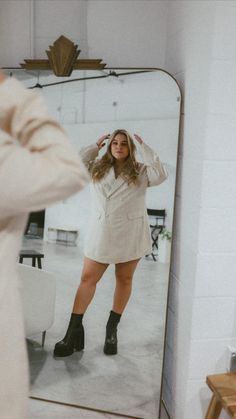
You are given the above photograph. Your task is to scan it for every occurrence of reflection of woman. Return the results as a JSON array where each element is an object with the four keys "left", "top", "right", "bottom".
[{"left": 54, "top": 129, "right": 167, "bottom": 357}]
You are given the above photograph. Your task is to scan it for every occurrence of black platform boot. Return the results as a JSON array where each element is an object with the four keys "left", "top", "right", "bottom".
[
  {"left": 103, "top": 311, "right": 121, "bottom": 355},
  {"left": 53, "top": 313, "right": 84, "bottom": 357}
]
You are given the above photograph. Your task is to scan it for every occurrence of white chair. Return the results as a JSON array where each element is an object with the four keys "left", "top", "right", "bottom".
[{"left": 18, "top": 263, "right": 56, "bottom": 347}]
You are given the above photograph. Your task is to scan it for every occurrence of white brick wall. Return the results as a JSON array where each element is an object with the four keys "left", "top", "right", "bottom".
[
  {"left": 163, "top": 1, "right": 236, "bottom": 418},
  {"left": 87, "top": 0, "right": 167, "bottom": 67},
  {"left": 0, "top": 0, "right": 33, "bottom": 67}
]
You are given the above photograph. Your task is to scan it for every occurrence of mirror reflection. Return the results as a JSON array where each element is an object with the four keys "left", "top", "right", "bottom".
[{"left": 14, "top": 69, "right": 180, "bottom": 418}]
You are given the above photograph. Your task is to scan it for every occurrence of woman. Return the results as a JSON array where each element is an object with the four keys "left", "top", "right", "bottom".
[
  {"left": 0, "top": 72, "right": 89, "bottom": 418},
  {"left": 54, "top": 129, "right": 167, "bottom": 357}
]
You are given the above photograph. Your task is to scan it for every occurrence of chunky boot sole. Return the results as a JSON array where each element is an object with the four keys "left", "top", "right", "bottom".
[
  {"left": 103, "top": 341, "right": 117, "bottom": 355},
  {"left": 54, "top": 325, "right": 84, "bottom": 357}
]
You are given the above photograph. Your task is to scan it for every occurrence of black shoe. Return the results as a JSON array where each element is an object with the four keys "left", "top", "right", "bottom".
[
  {"left": 104, "top": 328, "right": 118, "bottom": 355},
  {"left": 103, "top": 311, "right": 121, "bottom": 355},
  {"left": 54, "top": 313, "right": 84, "bottom": 357}
]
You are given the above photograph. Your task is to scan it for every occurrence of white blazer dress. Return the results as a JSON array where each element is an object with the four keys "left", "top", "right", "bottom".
[
  {"left": 0, "top": 78, "right": 89, "bottom": 419},
  {"left": 80, "top": 142, "right": 167, "bottom": 264}
]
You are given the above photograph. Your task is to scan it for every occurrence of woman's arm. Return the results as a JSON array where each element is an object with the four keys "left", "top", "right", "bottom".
[
  {"left": 0, "top": 77, "right": 89, "bottom": 218},
  {"left": 79, "top": 134, "right": 110, "bottom": 167},
  {"left": 79, "top": 144, "right": 100, "bottom": 167},
  {"left": 134, "top": 134, "right": 168, "bottom": 187}
]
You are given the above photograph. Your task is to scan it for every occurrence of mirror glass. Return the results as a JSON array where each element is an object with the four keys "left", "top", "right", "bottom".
[{"left": 10, "top": 68, "right": 180, "bottom": 418}]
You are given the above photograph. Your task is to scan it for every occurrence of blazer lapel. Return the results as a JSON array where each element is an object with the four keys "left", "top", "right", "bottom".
[
  {"left": 107, "top": 176, "right": 126, "bottom": 197},
  {"left": 102, "top": 168, "right": 126, "bottom": 198}
]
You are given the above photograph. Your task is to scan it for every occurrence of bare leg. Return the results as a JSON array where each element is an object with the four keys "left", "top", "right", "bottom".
[
  {"left": 104, "top": 259, "right": 140, "bottom": 355},
  {"left": 113, "top": 258, "right": 140, "bottom": 314},
  {"left": 54, "top": 257, "right": 109, "bottom": 357},
  {"left": 72, "top": 257, "right": 109, "bottom": 314}
]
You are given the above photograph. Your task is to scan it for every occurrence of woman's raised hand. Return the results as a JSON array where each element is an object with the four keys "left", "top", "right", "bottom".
[
  {"left": 133, "top": 134, "right": 143, "bottom": 144},
  {"left": 96, "top": 134, "right": 110, "bottom": 150}
]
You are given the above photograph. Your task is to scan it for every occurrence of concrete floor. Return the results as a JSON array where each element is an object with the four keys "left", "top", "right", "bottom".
[{"left": 22, "top": 237, "right": 170, "bottom": 419}]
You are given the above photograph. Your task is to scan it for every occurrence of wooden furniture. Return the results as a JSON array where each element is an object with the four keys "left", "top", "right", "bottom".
[
  {"left": 205, "top": 373, "right": 236, "bottom": 418},
  {"left": 19, "top": 250, "right": 44, "bottom": 269}
]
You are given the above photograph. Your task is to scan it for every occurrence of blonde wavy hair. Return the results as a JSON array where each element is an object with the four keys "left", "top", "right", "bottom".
[{"left": 90, "top": 129, "right": 140, "bottom": 184}]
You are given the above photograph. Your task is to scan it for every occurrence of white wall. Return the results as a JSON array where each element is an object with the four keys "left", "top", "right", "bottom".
[
  {"left": 87, "top": 0, "right": 167, "bottom": 68},
  {"left": 34, "top": 0, "right": 168, "bottom": 67},
  {"left": 0, "top": 0, "right": 167, "bottom": 69},
  {"left": 0, "top": 0, "right": 33, "bottom": 67},
  {"left": 34, "top": 0, "right": 88, "bottom": 58},
  {"left": 163, "top": 1, "right": 236, "bottom": 418}
]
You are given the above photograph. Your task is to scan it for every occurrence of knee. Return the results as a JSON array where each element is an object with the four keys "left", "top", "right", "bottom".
[
  {"left": 116, "top": 274, "right": 132, "bottom": 287},
  {"left": 80, "top": 272, "right": 96, "bottom": 287}
]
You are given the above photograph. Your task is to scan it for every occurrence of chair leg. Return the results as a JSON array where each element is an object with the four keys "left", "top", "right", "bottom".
[
  {"left": 41, "top": 331, "right": 46, "bottom": 348},
  {"left": 37, "top": 257, "right": 42, "bottom": 269},
  {"left": 205, "top": 395, "right": 222, "bottom": 419}
]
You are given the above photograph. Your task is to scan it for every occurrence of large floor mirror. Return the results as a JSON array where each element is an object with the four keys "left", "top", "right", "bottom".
[{"left": 9, "top": 68, "right": 180, "bottom": 418}]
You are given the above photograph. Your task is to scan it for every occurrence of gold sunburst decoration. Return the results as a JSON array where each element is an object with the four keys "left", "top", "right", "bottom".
[{"left": 20, "top": 35, "right": 106, "bottom": 76}]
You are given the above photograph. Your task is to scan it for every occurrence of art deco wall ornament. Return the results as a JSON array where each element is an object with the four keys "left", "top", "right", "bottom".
[{"left": 20, "top": 35, "right": 106, "bottom": 76}]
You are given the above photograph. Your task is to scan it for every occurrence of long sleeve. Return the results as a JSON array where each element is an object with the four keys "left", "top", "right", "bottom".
[
  {"left": 79, "top": 143, "right": 99, "bottom": 168},
  {"left": 0, "top": 78, "right": 90, "bottom": 218},
  {"left": 139, "top": 142, "right": 168, "bottom": 187}
]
